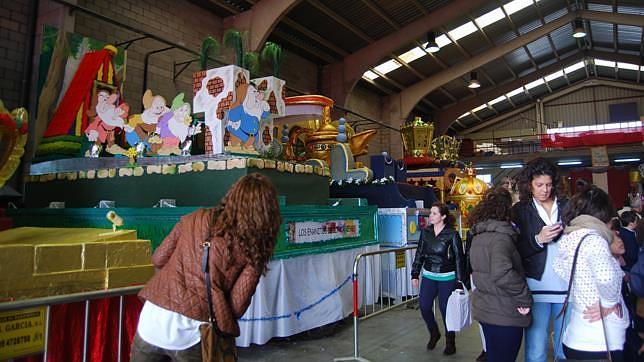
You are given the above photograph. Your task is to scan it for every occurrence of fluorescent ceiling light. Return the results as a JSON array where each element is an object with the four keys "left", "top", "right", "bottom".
[
  {"left": 399, "top": 47, "right": 426, "bottom": 63},
  {"left": 614, "top": 158, "right": 640, "bottom": 163},
  {"left": 506, "top": 87, "right": 525, "bottom": 98},
  {"left": 573, "top": 19, "right": 586, "bottom": 38},
  {"left": 425, "top": 32, "right": 440, "bottom": 53},
  {"left": 500, "top": 164, "right": 524, "bottom": 169},
  {"left": 475, "top": 8, "right": 505, "bottom": 28},
  {"left": 475, "top": 167, "right": 485, "bottom": 170},
  {"left": 504, "top": 0, "right": 533, "bottom": 16},
  {"left": 557, "top": 161, "right": 582, "bottom": 166},
  {"left": 449, "top": 22, "right": 478, "bottom": 41},
  {"left": 468, "top": 71, "right": 481, "bottom": 89},
  {"left": 545, "top": 70, "right": 565, "bottom": 82},
  {"left": 363, "top": 71, "right": 378, "bottom": 80},
  {"left": 374, "top": 59, "right": 401, "bottom": 74},
  {"left": 564, "top": 61, "right": 585, "bottom": 74},
  {"left": 525, "top": 78, "right": 545, "bottom": 90}
]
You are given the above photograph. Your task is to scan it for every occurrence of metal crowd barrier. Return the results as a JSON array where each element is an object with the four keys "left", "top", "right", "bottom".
[
  {"left": 0, "top": 286, "right": 142, "bottom": 362},
  {"left": 335, "top": 245, "right": 419, "bottom": 362}
]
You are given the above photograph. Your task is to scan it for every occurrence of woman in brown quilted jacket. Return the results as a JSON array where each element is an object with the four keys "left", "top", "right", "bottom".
[{"left": 132, "top": 173, "right": 281, "bottom": 361}]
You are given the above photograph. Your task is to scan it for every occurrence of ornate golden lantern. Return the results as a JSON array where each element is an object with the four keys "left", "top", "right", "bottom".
[
  {"left": 447, "top": 166, "right": 488, "bottom": 229},
  {"left": 401, "top": 116, "right": 434, "bottom": 158}
]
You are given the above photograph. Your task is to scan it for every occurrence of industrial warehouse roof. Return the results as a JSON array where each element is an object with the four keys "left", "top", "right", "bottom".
[{"left": 191, "top": 0, "right": 643, "bottom": 133}]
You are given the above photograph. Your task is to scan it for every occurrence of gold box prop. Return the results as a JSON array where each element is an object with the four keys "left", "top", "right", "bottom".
[
  {"left": 0, "top": 227, "right": 154, "bottom": 301},
  {"left": 401, "top": 117, "right": 434, "bottom": 158}
]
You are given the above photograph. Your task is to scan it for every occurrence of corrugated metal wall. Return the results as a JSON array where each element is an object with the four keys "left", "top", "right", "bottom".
[
  {"left": 542, "top": 86, "right": 644, "bottom": 127},
  {"left": 492, "top": 108, "right": 538, "bottom": 131}
]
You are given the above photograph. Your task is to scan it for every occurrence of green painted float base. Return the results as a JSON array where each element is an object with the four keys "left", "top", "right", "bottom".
[
  {"left": 8, "top": 203, "right": 378, "bottom": 260},
  {"left": 25, "top": 168, "right": 329, "bottom": 208}
]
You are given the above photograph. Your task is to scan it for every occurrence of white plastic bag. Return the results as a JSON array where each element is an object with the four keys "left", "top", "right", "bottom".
[{"left": 445, "top": 282, "right": 471, "bottom": 332}]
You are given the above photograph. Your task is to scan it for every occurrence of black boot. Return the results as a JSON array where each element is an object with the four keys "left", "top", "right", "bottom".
[
  {"left": 476, "top": 350, "right": 487, "bottom": 361},
  {"left": 443, "top": 332, "right": 456, "bottom": 355},
  {"left": 426, "top": 324, "right": 441, "bottom": 350}
]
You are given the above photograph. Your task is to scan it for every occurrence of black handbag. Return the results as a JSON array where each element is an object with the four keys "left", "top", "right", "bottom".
[
  {"left": 555, "top": 234, "right": 613, "bottom": 362},
  {"left": 200, "top": 240, "right": 238, "bottom": 362}
]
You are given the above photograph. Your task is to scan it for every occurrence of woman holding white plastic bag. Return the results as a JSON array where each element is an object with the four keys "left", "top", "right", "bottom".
[
  {"left": 553, "top": 186, "right": 629, "bottom": 361},
  {"left": 469, "top": 187, "right": 532, "bottom": 362}
]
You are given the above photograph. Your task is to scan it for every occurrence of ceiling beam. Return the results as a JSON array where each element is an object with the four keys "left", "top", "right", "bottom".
[
  {"left": 281, "top": 18, "right": 349, "bottom": 57},
  {"left": 390, "top": 53, "right": 458, "bottom": 105},
  {"left": 498, "top": 0, "right": 539, "bottom": 71},
  {"left": 320, "top": 0, "right": 489, "bottom": 106},
  {"left": 462, "top": 77, "right": 644, "bottom": 135},
  {"left": 307, "top": 0, "right": 373, "bottom": 43},
  {"left": 436, "top": 50, "right": 642, "bottom": 134},
  {"left": 271, "top": 29, "right": 338, "bottom": 63},
  {"left": 533, "top": 0, "right": 560, "bottom": 61},
  {"left": 468, "top": 13, "right": 518, "bottom": 79},
  {"left": 223, "top": 0, "right": 301, "bottom": 52},
  {"left": 382, "top": 10, "right": 644, "bottom": 131},
  {"left": 369, "top": 68, "right": 435, "bottom": 112},
  {"left": 382, "top": 11, "right": 578, "bottom": 130}
]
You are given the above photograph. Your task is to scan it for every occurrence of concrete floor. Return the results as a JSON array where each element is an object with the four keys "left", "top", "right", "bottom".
[{"left": 238, "top": 303, "right": 502, "bottom": 362}]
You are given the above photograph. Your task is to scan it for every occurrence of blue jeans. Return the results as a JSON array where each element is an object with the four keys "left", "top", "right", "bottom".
[
  {"left": 480, "top": 322, "right": 523, "bottom": 362},
  {"left": 525, "top": 302, "right": 566, "bottom": 362},
  {"left": 419, "top": 277, "right": 456, "bottom": 332}
]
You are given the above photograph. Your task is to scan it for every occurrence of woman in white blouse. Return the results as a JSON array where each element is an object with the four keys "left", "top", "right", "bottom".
[{"left": 554, "top": 186, "right": 629, "bottom": 361}]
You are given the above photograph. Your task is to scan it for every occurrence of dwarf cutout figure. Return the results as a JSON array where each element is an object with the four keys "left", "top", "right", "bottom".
[
  {"left": 155, "top": 93, "right": 198, "bottom": 156},
  {"left": 85, "top": 89, "right": 128, "bottom": 155},
  {"left": 125, "top": 90, "right": 169, "bottom": 154},
  {"left": 226, "top": 84, "right": 270, "bottom": 149}
]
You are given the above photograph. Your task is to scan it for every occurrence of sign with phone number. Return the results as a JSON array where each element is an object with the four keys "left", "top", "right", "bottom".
[{"left": 0, "top": 307, "right": 46, "bottom": 360}]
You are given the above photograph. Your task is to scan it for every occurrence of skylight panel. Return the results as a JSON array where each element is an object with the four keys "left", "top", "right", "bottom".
[
  {"left": 475, "top": 8, "right": 506, "bottom": 28},
  {"left": 436, "top": 34, "right": 452, "bottom": 47},
  {"left": 399, "top": 47, "right": 426, "bottom": 63},
  {"left": 545, "top": 70, "right": 564, "bottom": 82},
  {"left": 472, "top": 104, "right": 488, "bottom": 113},
  {"left": 595, "top": 59, "right": 616, "bottom": 68},
  {"left": 504, "top": 0, "right": 534, "bottom": 16},
  {"left": 363, "top": 71, "right": 378, "bottom": 80},
  {"left": 488, "top": 95, "right": 507, "bottom": 105},
  {"left": 374, "top": 59, "right": 401, "bottom": 74},
  {"left": 458, "top": 112, "right": 470, "bottom": 119},
  {"left": 563, "top": 61, "right": 585, "bottom": 74},
  {"left": 525, "top": 78, "right": 545, "bottom": 90},
  {"left": 617, "top": 62, "right": 639, "bottom": 71},
  {"left": 449, "top": 22, "right": 478, "bottom": 41},
  {"left": 506, "top": 87, "right": 525, "bottom": 98}
]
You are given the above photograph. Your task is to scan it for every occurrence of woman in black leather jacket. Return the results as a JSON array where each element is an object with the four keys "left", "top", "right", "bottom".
[{"left": 411, "top": 202, "right": 465, "bottom": 356}]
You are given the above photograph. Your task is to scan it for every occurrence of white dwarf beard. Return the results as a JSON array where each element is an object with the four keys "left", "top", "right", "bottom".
[
  {"left": 243, "top": 97, "right": 264, "bottom": 120},
  {"left": 141, "top": 107, "right": 168, "bottom": 124},
  {"left": 168, "top": 117, "right": 189, "bottom": 141},
  {"left": 97, "top": 107, "right": 125, "bottom": 127}
]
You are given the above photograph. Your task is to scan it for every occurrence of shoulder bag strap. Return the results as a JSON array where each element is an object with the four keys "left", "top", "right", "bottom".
[
  {"left": 202, "top": 240, "right": 216, "bottom": 325},
  {"left": 556, "top": 233, "right": 613, "bottom": 362}
]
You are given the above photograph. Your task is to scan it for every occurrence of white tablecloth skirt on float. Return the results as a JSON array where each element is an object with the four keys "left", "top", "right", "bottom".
[{"left": 236, "top": 245, "right": 380, "bottom": 347}]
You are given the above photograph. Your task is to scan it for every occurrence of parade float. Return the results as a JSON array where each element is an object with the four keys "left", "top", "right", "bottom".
[{"left": 2, "top": 27, "right": 383, "bottom": 361}]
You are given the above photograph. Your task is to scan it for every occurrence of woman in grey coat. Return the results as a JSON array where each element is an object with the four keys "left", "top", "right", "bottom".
[{"left": 470, "top": 187, "right": 532, "bottom": 362}]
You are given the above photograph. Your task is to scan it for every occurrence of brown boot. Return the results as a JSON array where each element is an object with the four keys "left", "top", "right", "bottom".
[
  {"left": 443, "top": 332, "right": 455, "bottom": 355},
  {"left": 426, "top": 324, "right": 441, "bottom": 350}
]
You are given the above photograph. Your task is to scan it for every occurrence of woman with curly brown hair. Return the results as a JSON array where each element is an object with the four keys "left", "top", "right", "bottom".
[
  {"left": 132, "top": 173, "right": 281, "bottom": 361},
  {"left": 512, "top": 157, "right": 567, "bottom": 362},
  {"left": 470, "top": 186, "right": 532, "bottom": 362}
]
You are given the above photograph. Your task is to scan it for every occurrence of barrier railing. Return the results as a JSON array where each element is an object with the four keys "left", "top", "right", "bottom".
[
  {"left": 0, "top": 286, "right": 142, "bottom": 362},
  {"left": 334, "top": 245, "right": 419, "bottom": 362}
]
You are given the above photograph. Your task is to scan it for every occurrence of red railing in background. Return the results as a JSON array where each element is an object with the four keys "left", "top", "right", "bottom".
[{"left": 540, "top": 125, "right": 644, "bottom": 148}]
